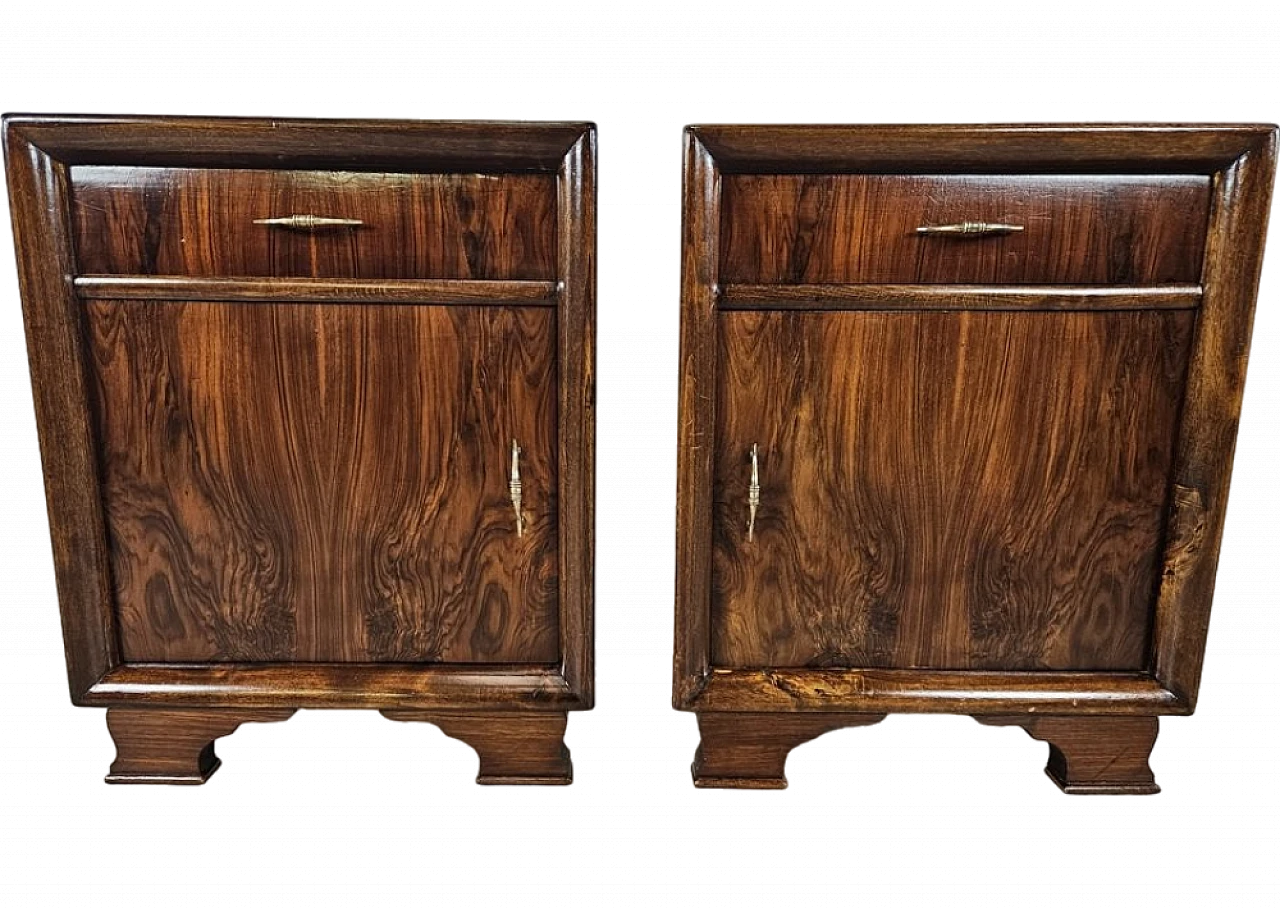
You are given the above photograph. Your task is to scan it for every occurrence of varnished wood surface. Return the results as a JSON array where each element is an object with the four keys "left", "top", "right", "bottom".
[
  {"left": 691, "top": 123, "right": 1277, "bottom": 174},
  {"left": 673, "top": 131, "right": 722, "bottom": 706},
  {"left": 692, "top": 669, "right": 1185, "bottom": 714},
  {"left": 383, "top": 710, "right": 572, "bottom": 784},
  {"left": 712, "top": 310, "right": 1193, "bottom": 670},
  {"left": 692, "top": 712, "right": 885, "bottom": 788},
  {"left": 72, "top": 166, "right": 557, "bottom": 280},
  {"left": 1153, "top": 128, "right": 1279, "bottom": 707},
  {"left": 75, "top": 275, "right": 559, "bottom": 305},
  {"left": 2, "top": 119, "right": 119, "bottom": 700},
  {"left": 719, "top": 283, "right": 1202, "bottom": 311},
  {"left": 977, "top": 715, "right": 1160, "bottom": 794},
  {"left": 86, "top": 664, "right": 584, "bottom": 710},
  {"left": 87, "top": 300, "right": 560, "bottom": 663},
  {"left": 720, "top": 174, "right": 1209, "bottom": 285},
  {"left": 105, "top": 707, "right": 295, "bottom": 784},
  {"left": 7, "top": 115, "right": 589, "bottom": 172}
]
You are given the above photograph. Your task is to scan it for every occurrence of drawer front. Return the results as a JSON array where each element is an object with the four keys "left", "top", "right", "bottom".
[
  {"left": 71, "top": 166, "right": 557, "bottom": 280},
  {"left": 711, "top": 308, "right": 1194, "bottom": 671},
  {"left": 720, "top": 174, "right": 1210, "bottom": 285},
  {"left": 87, "top": 301, "right": 559, "bottom": 664}
]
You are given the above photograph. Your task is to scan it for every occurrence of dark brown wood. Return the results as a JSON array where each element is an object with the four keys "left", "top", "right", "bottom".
[
  {"left": 720, "top": 174, "right": 1209, "bottom": 285},
  {"left": 87, "top": 300, "right": 559, "bottom": 663},
  {"left": 976, "top": 715, "right": 1160, "bottom": 794},
  {"left": 1153, "top": 130, "right": 1279, "bottom": 708},
  {"left": 382, "top": 710, "right": 572, "bottom": 784},
  {"left": 692, "top": 712, "right": 885, "bottom": 788},
  {"left": 105, "top": 707, "right": 295, "bottom": 784},
  {"left": 7, "top": 115, "right": 587, "bottom": 172},
  {"left": 713, "top": 309, "right": 1193, "bottom": 670},
  {"left": 72, "top": 166, "right": 556, "bottom": 280},
  {"left": 87, "top": 664, "right": 582, "bottom": 710},
  {"left": 719, "top": 283, "right": 1202, "bottom": 311},
  {"left": 74, "top": 275, "right": 558, "bottom": 305},
  {"left": 673, "top": 131, "right": 721, "bottom": 707},
  {"left": 692, "top": 123, "right": 1276, "bottom": 174},
  {"left": 556, "top": 130, "right": 596, "bottom": 705},
  {"left": 693, "top": 669, "right": 1185, "bottom": 715},
  {"left": 3, "top": 118, "right": 118, "bottom": 701}
]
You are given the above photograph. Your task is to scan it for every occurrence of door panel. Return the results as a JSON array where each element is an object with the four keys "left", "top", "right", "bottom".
[
  {"left": 712, "top": 310, "right": 1194, "bottom": 670},
  {"left": 87, "top": 301, "right": 559, "bottom": 663}
]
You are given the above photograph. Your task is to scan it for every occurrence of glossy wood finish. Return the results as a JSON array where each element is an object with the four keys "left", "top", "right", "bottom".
[
  {"left": 721, "top": 174, "right": 1209, "bottom": 285},
  {"left": 75, "top": 275, "right": 559, "bottom": 305},
  {"left": 676, "top": 124, "right": 1277, "bottom": 794},
  {"left": 719, "top": 283, "right": 1202, "bottom": 311},
  {"left": 692, "top": 712, "right": 885, "bottom": 789},
  {"left": 87, "top": 300, "right": 559, "bottom": 663},
  {"left": 6, "top": 115, "right": 595, "bottom": 784},
  {"left": 713, "top": 309, "right": 1193, "bottom": 670},
  {"left": 105, "top": 707, "right": 295, "bottom": 784},
  {"left": 3, "top": 120, "right": 118, "bottom": 699},
  {"left": 382, "top": 710, "right": 572, "bottom": 784},
  {"left": 9, "top": 115, "right": 586, "bottom": 172},
  {"left": 976, "top": 715, "right": 1160, "bottom": 794},
  {"left": 1153, "top": 132, "right": 1279, "bottom": 707},
  {"left": 692, "top": 123, "right": 1273, "bottom": 174},
  {"left": 72, "top": 166, "right": 556, "bottom": 280},
  {"left": 693, "top": 669, "right": 1183, "bottom": 715}
]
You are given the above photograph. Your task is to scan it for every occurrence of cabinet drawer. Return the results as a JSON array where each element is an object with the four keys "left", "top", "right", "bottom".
[
  {"left": 71, "top": 165, "right": 557, "bottom": 280},
  {"left": 720, "top": 174, "right": 1210, "bottom": 285}
]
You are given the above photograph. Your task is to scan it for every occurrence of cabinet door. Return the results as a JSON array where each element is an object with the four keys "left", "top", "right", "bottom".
[
  {"left": 87, "top": 301, "right": 559, "bottom": 664},
  {"left": 712, "top": 310, "right": 1194, "bottom": 671}
]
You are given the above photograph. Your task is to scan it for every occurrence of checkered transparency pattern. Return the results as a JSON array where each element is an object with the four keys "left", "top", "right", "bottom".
[{"left": 2, "top": 87, "right": 1280, "bottom": 327}]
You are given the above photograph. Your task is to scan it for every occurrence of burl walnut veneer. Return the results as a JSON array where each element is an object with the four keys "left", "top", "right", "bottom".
[
  {"left": 675, "top": 124, "right": 1276, "bottom": 793},
  {"left": 5, "top": 115, "right": 595, "bottom": 784}
]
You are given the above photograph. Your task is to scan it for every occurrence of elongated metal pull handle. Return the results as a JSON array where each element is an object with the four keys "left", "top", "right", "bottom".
[
  {"left": 510, "top": 440, "right": 525, "bottom": 538},
  {"left": 253, "top": 214, "right": 364, "bottom": 229},
  {"left": 747, "top": 443, "right": 761, "bottom": 542},
  {"left": 915, "top": 221, "right": 1024, "bottom": 237}
]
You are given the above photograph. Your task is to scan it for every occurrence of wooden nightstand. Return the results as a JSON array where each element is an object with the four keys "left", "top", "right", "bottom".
[
  {"left": 5, "top": 115, "right": 595, "bottom": 784},
  {"left": 674, "top": 124, "right": 1276, "bottom": 792}
]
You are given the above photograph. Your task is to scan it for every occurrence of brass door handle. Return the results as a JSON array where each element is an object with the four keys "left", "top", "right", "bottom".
[
  {"left": 915, "top": 221, "right": 1024, "bottom": 237},
  {"left": 748, "top": 443, "right": 761, "bottom": 542},
  {"left": 510, "top": 440, "right": 525, "bottom": 538},
  {"left": 253, "top": 214, "right": 364, "bottom": 229}
]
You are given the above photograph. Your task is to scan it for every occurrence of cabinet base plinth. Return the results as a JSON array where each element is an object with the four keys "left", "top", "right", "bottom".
[
  {"left": 105, "top": 707, "right": 296, "bottom": 785},
  {"left": 382, "top": 711, "right": 573, "bottom": 785},
  {"left": 691, "top": 712, "right": 886, "bottom": 789},
  {"left": 976, "top": 715, "right": 1160, "bottom": 795}
]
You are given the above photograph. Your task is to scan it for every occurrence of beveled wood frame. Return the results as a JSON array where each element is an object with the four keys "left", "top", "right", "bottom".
[
  {"left": 4, "top": 114, "right": 595, "bottom": 712},
  {"left": 674, "top": 123, "right": 1277, "bottom": 717}
]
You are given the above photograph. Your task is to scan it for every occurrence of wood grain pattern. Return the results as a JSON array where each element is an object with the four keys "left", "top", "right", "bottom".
[
  {"left": 673, "top": 131, "right": 721, "bottom": 706},
  {"left": 86, "top": 664, "right": 582, "bottom": 710},
  {"left": 977, "top": 715, "right": 1160, "bottom": 794},
  {"left": 72, "top": 166, "right": 557, "bottom": 280},
  {"left": 3, "top": 120, "right": 119, "bottom": 700},
  {"left": 9, "top": 115, "right": 588, "bottom": 172},
  {"left": 719, "top": 283, "right": 1202, "bottom": 311},
  {"left": 382, "top": 710, "right": 572, "bottom": 784},
  {"left": 75, "top": 275, "right": 558, "bottom": 305},
  {"left": 692, "top": 123, "right": 1276, "bottom": 174},
  {"left": 694, "top": 669, "right": 1184, "bottom": 714},
  {"left": 720, "top": 174, "right": 1209, "bottom": 285},
  {"left": 1153, "top": 128, "right": 1279, "bottom": 707},
  {"left": 86, "top": 300, "right": 559, "bottom": 664},
  {"left": 712, "top": 309, "right": 1194, "bottom": 670},
  {"left": 105, "top": 707, "right": 295, "bottom": 784},
  {"left": 692, "top": 711, "right": 885, "bottom": 788}
]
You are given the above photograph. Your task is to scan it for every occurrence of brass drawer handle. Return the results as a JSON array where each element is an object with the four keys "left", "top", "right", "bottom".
[
  {"left": 510, "top": 440, "right": 525, "bottom": 538},
  {"left": 915, "top": 221, "right": 1024, "bottom": 237},
  {"left": 748, "top": 443, "right": 761, "bottom": 542},
  {"left": 253, "top": 214, "right": 364, "bottom": 229}
]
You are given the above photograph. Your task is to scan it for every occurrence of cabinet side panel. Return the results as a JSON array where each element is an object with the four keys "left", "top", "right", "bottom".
[
  {"left": 86, "top": 301, "right": 560, "bottom": 664},
  {"left": 712, "top": 309, "right": 1194, "bottom": 671}
]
